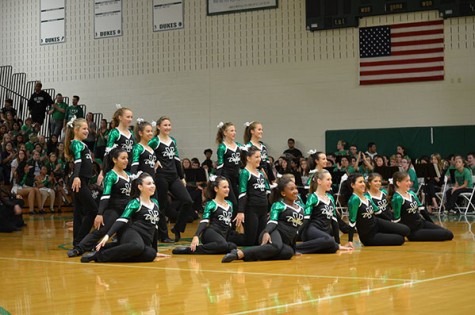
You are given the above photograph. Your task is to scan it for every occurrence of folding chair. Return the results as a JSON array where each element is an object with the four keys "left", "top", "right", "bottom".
[
  {"left": 455, "top": 176, "right": 475, "bottom": 215},
  {"left": 335, "top": 173, "right": 348, "bottom": 217},
  {"left": 435, "top": 176, "right": 450, "bottom": 214}
]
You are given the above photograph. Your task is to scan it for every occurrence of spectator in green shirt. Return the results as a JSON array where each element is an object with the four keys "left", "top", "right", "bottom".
[
  {"left": 48, "top": 93, "right": 68, "bottom": 136},
  {"left": 467, "top": 152, "right": 475, "bottom": 175},
  {"left": 64, "top": 95, "right": 84, "bottom": 128}
]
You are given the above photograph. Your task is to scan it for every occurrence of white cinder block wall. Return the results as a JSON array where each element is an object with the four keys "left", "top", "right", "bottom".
[{"left": 1, "top": 1, "right": 474, "bottom": 159}]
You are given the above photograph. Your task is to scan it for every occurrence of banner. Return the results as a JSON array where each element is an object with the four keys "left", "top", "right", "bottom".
[
  {"left": 207, "top": 0, "right": 278, "bottom": 15},
  {"left": 153, "top": 0, "right": 184, "bottom": 32},
  {"left": 94, "top": 0, "right": 122, "bottom": 39},
  {"left": 40, "top": 0, "right": 65, "bottom": 45}
]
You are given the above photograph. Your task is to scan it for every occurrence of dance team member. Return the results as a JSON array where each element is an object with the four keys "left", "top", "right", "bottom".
[
  {"left": 347, "top": 174, "right": 410, "bottom": 247},
  {"left": 64, "top": 117, "right": 98, "bottom": 247},
  {"left": 173, "top": 175, "right": 237, "bottom": 255},
  {"left": 222, "top": 176, "right": 303, "bottom": 263},
  {"left": 229, "top": 145, "right": 271, "bottom": 246},
  {"left": 68, "top": 147, "right": 130, "bottom": 257},
  {"left": 215, "top": 122, "right": 243, "bottom": 212},
  {"left": 149, "top": 116, "right": 193, "bottom": 242},
  {"left": 296, "top": 170, "right": 352, "bottom": 254},
  {"left": 365, "top": 173, "right": 392, "bottom": 221},
  {"left": 391, "top": 171, "right": 453, "bottom": 242},
  {"left": 81, "top": 173, "right": 163, "bottom": 263}
]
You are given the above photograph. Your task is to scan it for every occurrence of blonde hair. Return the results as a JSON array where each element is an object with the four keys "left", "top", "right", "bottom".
[{"left": 64, "top": 118, "right": 87, "bottom": 160}]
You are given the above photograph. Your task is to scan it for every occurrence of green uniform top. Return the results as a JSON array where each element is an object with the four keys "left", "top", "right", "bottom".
[
  {"left": 347, "top": 194, "right": 380, "bottom": 242},
  {"left": 266, "top": 200, "right": 304, "bottom": 245},
  {"left": 408, "top": 168, "right": 419, "bottom": 192},
  {"left": 391, "top": 190, "right": 424, "bottom": 230}
]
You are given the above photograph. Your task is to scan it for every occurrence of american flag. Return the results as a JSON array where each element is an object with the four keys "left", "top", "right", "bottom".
[{"left": 359, "top": 20, "right": 444, "bottom": 85}]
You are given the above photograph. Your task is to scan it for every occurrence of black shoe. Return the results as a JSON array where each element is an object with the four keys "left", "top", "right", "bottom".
[
  {"left": 80, "top": 252, "right": 97, "bottom": 263},
  {"left": 67, "top": 248, "right": 82, "bottom": 258},
  {"left": 160, "top": 238, "right": 175, "bottom": 243},
  {"left": 172, "top": 247, "right": 192, "bottom": 254},
  {"left": 39, "top": 209, "right": 46, "bottom": 214},
  {"left": 222, "top": 249, "right": 239, "bottom": 263},
  {"left": 171, "top": 227, "right": 181, "bottom": 242}
]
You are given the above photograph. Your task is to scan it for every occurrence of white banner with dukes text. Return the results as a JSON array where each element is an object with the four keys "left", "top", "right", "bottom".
[
  {"left": 94, "top": 0, "right": 122, "bottom": 39},
  {"left": 153, "top": 0, "right": 184, "bottom": 32},
  {"left": 40, "top": 0, "right": 65, "bottom": 45}
]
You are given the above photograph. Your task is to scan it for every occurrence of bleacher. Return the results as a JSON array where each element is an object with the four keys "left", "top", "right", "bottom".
[{"left": 0, "top": 65, "right": 105, "bottom": 213}]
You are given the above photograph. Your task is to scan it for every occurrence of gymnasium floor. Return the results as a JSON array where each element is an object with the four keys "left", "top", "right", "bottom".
[{"left": 0, "top": 214, "right": 474, "bottom": 314}]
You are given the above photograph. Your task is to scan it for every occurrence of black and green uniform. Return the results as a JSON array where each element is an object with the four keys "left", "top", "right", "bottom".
[
  {"left": 149, "top": 136, "right": 192, "bottom": 238},
  {"left": 216, "top": 142, "right": 243, "bottom": 210},
  {"left": 295, "top": 193, "right": 340, "bottom": 254},
  {"left": 231, "top": 167, "right": 270, "bottom": 246},
  {"left": 348, "top": 193, "right": 409, "bottom": 246},
  {"left": 241, "top": 200, "right": 303, "bottom": 261},
  {"left": 70, "top": 139, "right": 98, "bottom": 246},
  {"left": 392, "top": 191, "right": 452, "bottom": 241},
  {"left": 175, "top": 200, "right": 237, "bottom": 255},
  {"left": 93, "top": 198, "right": 159, "bottom": 262},
  {"left": 365, "top": 189, "right": 392, "bottom": 220},
  {"left": 130, "top": 143, "right": 156, "bottom": 176},
  {"left": 247, "top": 140, "right": 275, "bottom": 182},
  {"left": 76, "top": 170, "right": 131, "bottom": 253},
  {"left": 106, "top": 128, "right": 135, "bottom": 170}
]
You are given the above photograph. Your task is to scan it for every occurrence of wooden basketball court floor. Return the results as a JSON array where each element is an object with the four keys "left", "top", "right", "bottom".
[{"left": 1, "top": 214, "right": 474, "bottom": 315}]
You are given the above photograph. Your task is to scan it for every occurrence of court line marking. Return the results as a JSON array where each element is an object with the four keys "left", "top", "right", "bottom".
[
  {"left": 226, "top": 270, "right": 475, "bottom": 315},
  {"left": 0, "top": 256, "right": 411, "bottom": 282}
]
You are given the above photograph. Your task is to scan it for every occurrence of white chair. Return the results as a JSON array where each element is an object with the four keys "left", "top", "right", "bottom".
[
  {"left": 335, "top": 173, "right": 348, "bottom": 217},
  {"left": 454, "top": 176, "right": 475, "bottom": 215},
  {"left": 435, "top": 176, "right": 450, "bottom": 214}
]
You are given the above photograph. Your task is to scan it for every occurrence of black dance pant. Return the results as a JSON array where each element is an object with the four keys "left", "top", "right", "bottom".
[
  {"left": 359, "top": 218, "right": 410, "bottom": 246},
  {"left": 155, "top": 173, "right": 193, "bottom": 237},
  {"left": 192, "top": 228, "right": 237, "bottom": 254},
  {"left": 76, "top": 208, "right": 120, "bottom": 252},
  {"left": 445, "top": 188, "right": 473, "bottom": 211},
  {"left": 295, "top": 224, "right": 339, "bottom": 254},
  {"left": 408, "top": 221, "right": 454, "bottom": 241},
  {"left": 95, "top": 228, "right": 157, "bottom": 262},
  {"left": 228, "top": 206, "right": 268, "bottom": 246},
  {"left": 242, "top": 230, "right": 294, "bottom": 262},
  {"left": 72, "top": 178, "right": 98, "bottom": 246}
]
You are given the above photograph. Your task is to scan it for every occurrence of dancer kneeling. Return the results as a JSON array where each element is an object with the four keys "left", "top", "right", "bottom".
[
  {"left": 222, "top": 176, "right": 303, "bottom": 263},
  {"left": 295, "top": 170, "right": 353, "bottom": 254},
  {"left": 81, "top": 173, "right": 166, "bottom": 263},
  {"left": 347, "top": 173, "right": 410, "bottom": 247},
  {"left": 173, "top": 176, "right": 237, "bottom": 255}
]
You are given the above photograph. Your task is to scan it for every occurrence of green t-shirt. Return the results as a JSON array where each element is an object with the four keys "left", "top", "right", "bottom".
[
  {"left": 65, "top": 105, "right": 84, "bottom": 121},
  {"left": 51, "top": 102, "right": 68, "bottom": 120},
  {"left": 454, "top": 168, "right": 473, "bottom": 188}
]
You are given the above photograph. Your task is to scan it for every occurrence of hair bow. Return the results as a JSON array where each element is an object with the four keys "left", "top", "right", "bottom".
[
  {"left": 217, "top": 122, "right": 224, "bottom": 129},
  {"left": 209, "top": 175, "right": 217, "bottom": 182},
  {"left": 115, "top": 104, "right": 122, "bottom": 109},
  {"left": 308, "top": 149, "right": 317, "bottom": 155},
  {"left": 67, "top": 115, "right": 77, "bottom": 128},
  {"left": 136, "top": 118, "right": 144, "bottom": 124}
]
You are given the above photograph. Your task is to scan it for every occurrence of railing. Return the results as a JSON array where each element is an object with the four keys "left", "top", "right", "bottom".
[{"left": 0, "top": 65, "right": 89, "bottom": 139}]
